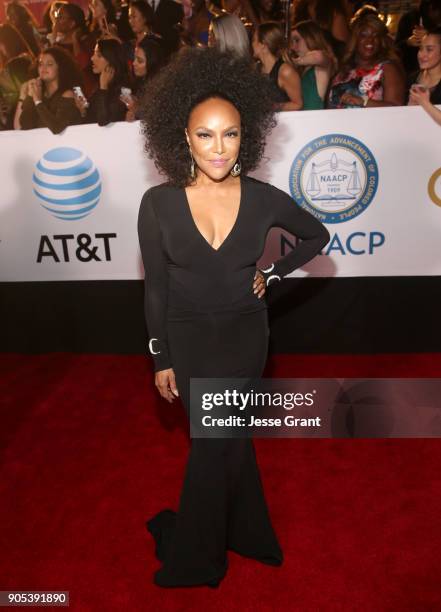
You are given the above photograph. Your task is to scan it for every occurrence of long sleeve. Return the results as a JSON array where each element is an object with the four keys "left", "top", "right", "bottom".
[
  {"left": 20, "top": 95, "right": 82, "bottom": 133},
  {"left": 35, "top": 96, "right": 82, "bottom": 134},
  {"left": 85, "top": 89, "right": 127, "bottom": 126},
  {"left": 19, "top": 95, "right": 38, "bottom": 129},
  {"left": 258, "top": 182, "right": 330, "bottom": 286},
  {"left": 137, "top": 188, "right": 172, "bottom": 372}
]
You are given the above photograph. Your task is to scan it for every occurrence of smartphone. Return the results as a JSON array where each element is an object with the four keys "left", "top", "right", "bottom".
[
  {"left": 73, "top": 86, "right": 89, "bottom": 107},
  {"left": 120, "top": 87, "right": 132, "bottom": 107}
]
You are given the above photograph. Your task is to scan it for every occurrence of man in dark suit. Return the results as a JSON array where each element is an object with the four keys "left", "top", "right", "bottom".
[{"left": 150, "top": 0, "right": 184, "bottom": 53}]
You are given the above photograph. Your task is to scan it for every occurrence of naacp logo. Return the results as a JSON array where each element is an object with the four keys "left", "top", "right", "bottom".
[
  {"left": 289, "top": 134, "right": 379, "bottom": 224},
  {"left": 32, "top": 147, "right": 102, "bottom": 220}
]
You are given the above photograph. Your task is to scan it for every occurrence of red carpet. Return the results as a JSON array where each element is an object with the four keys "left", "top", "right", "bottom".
[{"left": 1, "top": 353, "right": 441, "bottom": 611}]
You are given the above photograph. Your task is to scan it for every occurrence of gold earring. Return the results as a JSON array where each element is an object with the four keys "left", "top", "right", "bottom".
[
  {"left": 189, "top": 148, "right": 196, "bottom": 181},
  {"left": 230, "top": 159, "right": 241, "bottom": 177}
]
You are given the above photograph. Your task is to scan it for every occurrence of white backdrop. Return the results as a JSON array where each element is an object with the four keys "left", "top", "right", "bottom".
[{"left": 1, "top": 105, "right": 440, "bottom": 282}]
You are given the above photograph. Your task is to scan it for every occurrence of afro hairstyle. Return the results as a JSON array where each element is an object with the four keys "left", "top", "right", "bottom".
[{"left": 139, "top": 46, "right": 278, "bottom": 187}]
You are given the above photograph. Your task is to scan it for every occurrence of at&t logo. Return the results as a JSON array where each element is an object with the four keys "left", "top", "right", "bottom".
[{"left": 32, "top": 147, "right": 102, "bottom": 220}]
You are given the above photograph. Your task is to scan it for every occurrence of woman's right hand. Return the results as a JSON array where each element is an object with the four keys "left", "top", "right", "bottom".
[
  {"left": 340, "top": 92, "right": 364, "bottom": 107},
  {"left": 155, "top": 368, "right": 179, "bottom": 403},
  {"left": 99, "top": 65, "right": 115, "bottom": 90},
  {"left": 28, "top": 78, "right": 43, "bottom": 104},
  {"left": 253, "top": 268, "right": 266, "bottom": 298},
  {"left": 409, "top": 85, "right": 430, "bottom": 108},
  {"left": 408, "top": 26, "right": 427, "bottom": 47}
]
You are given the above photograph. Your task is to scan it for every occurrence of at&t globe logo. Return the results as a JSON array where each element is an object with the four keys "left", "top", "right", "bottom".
[
  {"left": 290, "top": 134, "right": 379, "bottom": 224},
  {"left": 32, "top": 147, "right": 102, "bottom": 220}
]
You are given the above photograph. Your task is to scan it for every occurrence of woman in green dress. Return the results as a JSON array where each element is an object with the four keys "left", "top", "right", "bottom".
[{"left": 290, "top": 19, "right": 337, "bottom": 110}]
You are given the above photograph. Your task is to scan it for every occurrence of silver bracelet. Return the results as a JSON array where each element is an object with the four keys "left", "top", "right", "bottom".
[
  {"left": 148, "top": 338, "right": 161, "bottom": 355},
  {"left": 259, "top": 263, "right": 281, "bottom": 286}
]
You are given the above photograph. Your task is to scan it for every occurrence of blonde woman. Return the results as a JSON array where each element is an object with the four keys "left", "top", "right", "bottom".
[
  {"left": 291, "top": 19, "right": 337, "bottom": 110},
  {"left": 252, "top": 21, "right": 303, "bottom": 110},
  {"left": 208, "top": 13, "right": 251, "bottom": 58}
]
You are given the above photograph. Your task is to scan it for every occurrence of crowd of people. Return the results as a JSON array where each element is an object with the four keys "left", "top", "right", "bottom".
[{"left": 0, "top": 0, "right": 440, "bottom": 133}]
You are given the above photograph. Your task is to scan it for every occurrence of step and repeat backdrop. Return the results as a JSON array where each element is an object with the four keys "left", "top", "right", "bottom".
[{"left": 1, "top": 105, "right": 440, "bottom": 283}]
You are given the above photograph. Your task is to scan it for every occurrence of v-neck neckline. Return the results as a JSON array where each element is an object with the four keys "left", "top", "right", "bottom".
[{"left": 183, "top": 175, "right": 244, "bottom": 253}]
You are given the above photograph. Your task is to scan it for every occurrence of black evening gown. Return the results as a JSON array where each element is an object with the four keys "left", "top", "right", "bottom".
[{"left": 137, "top": 174, "right": 330, "bottom": 587}]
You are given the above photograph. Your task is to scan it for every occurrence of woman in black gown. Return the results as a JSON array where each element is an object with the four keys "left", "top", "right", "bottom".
[{"left": 137, "top": 47, "right": 330, "bottom": 589}]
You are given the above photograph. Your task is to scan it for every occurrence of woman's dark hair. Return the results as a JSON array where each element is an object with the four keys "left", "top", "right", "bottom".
[
  {"left": 424, "top": 25, "right": 441, "bottom": 43},
  {"left": 97, "top": 37, "right": 130, "bottom": 89},
  {"left": 315, "top": 0, "right": 348, "bottom": 31},
  {"left": 60, "top": 3, "right": 88, "bottom": 36},
  {"left": 136, "top": 36, "right": 167, "bottom": 79},
  {"left": 38, "top": 45, "right": 84, "bottom": 93},
  {"left": 250, "top": 0, "right": 283, "bottom": 22},
  {"left": 293, "top": 0, "right": 348, "bottom": 32},
  {"left": 139, "top": 46, "right": 277, "bottom": 188},
  {"left": 0, "top": 23, "right": 33, "bottom": 59},
  {"left": 428, "top": 0, "right": 441, "bottom": 12},
  {"left": 129, "top": 0, "right": 154, "bottom": 29}
]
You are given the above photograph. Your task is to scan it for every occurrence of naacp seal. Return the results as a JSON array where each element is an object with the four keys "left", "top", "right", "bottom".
[{"left": 289, "top": 134, "right": 379, "bottom": 224}]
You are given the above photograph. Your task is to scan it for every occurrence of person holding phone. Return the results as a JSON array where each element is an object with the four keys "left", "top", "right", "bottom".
[
  {"left": 407, "top": 28, "right": 441, "bottom": 102},
  {"left": 124, "top": 37, "right": 166, "bottom": 122},
  {"left": 408, "top": 27, "right": 441, "bottom": 124},
  {"left": 76, "top": 37, "right": 131, "bottom": 126},
  {"left": 410, "top": 82, "right": 441, "bottom": 124}
]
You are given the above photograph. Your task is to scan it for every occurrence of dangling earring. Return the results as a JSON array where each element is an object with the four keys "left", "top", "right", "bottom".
[
  {"left": 231, "top": 159, "right": 241, "bottom": 177},
  {"left": 189, "top": 148, "right": 196, "bottom": 181}
]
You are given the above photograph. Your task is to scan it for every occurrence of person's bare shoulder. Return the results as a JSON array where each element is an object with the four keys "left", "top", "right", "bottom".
[{"left": 279, "top": 62, "right": 298, "bottom": 79}]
